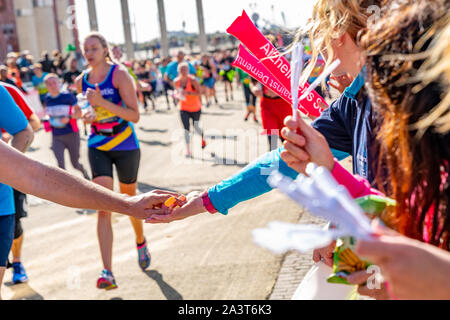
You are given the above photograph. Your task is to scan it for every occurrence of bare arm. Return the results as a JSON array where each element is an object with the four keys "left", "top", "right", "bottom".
[
  {"left": 28, "top": 113, "right": 41, "bottom": 132},
  {"left": 72, "top": 105, "right": 81, "bottom": 119},
  {"left": 11, "top": 124, "right": 34, "bottom": 153},
  {"left": 75, "top": 73, "right": 83, "bottom": 94},
  {"left": 0, "top": 140, "right": 128, "bottom": 212},
  {"left": 210, "top": 59, "right": 217, "bottom": 76},
  {"left": 187, "top": 77, "right": 202, "bottom": 96},
  {"left": 0, "top": 141, "right": 175, "bottom": 219},
  {"left": 354, "top": 231, "right": 450, "bottom": 300}
]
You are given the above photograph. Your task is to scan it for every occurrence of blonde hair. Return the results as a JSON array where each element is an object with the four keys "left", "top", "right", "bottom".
[
  {"left": 83, "top": 32, "right": 117, "bottom": 65},
  {"left": 44, "top": 73, "right": 59, "bottom": 82},
  {"left": 413, "top": 14, "right": 450, "bottom": 134},
  {"left": 296, "top": 0, "right": 380, "bottom": 84}
]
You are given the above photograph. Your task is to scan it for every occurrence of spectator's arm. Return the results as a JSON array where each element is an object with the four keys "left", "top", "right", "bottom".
[
  {"left": 0, "top": 85, "right": 34, "bottom": 152},
  {"left": 28, "top": 113, "right": 41, "bottom": 132},
  {"left": 11, "top": 124, "right": 34, "bottom": 153},
  {"left": 0, "top": 140, "right": 174, "bottom": 220}
]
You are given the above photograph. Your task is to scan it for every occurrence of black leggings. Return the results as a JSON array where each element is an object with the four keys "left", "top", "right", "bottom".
[
  {"left": 163, "top": 81, "right": 175, "bottom": 106},
  {"left": 142, "top": 91, "right": 154, "bottom": 107},
  {"left": 180, "top": 110, "right": 203, "bottom": 144},
  {"left": 243, "top": 85, "right": 257, "bottom": 106},
  {"left": 52, "top": 132, "right": 90, "bottom": 179}
]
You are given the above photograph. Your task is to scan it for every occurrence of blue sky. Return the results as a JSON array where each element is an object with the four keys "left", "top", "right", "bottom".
[{"left": 75, "top": 0, "right": 315, "bottom": 43}]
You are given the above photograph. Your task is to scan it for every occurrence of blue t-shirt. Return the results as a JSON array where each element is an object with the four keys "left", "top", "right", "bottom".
[
  {"left": 45, "top": 91, "right": 78, "bottom": 136},
  {"left": 32, "top": 73, "right": 48, "bottom": 96},
  {"left": 0, "top": 85, "right": 28, "bottom": 216},
  {"left": 165, "top": 61, "right": 196, "bottom": 81}
]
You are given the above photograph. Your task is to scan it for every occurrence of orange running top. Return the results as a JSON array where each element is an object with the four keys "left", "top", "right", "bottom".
[{"left": 176, "top": 76, "right": 202, "bottom": 112}]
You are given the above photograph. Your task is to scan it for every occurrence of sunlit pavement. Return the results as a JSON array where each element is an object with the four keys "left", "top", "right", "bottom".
[{"left": 2, "top": 83, "right": 307, "bottom": 300}]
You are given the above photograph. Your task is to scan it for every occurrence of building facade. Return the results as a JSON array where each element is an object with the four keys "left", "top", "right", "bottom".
[
  {"left": 13, "top": 0, "right": 77, "bottom": 61},
  {"left": 0, "top": 0, "right": 20, "bottom": 61}
]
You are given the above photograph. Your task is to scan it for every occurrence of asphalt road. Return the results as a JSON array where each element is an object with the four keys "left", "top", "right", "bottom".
[{"left": 2, "top": 83, "right": 306, "bottom": 300}]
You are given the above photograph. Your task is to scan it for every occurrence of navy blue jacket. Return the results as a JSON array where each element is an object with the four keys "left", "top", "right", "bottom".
[
  {"left": 208, "top": 69, "right": 379, "bottom": 214},
  {"left": 313, "top": 80, "right": 377, "bottom": 183}
]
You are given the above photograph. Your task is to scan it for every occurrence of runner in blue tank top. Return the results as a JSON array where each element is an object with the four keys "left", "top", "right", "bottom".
[{"left": 75, "top": 32, "right": 150, "bottom": 290}]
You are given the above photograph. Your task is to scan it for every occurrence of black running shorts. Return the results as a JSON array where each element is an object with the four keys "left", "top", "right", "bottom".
[
  {"left": 88, "top": 148, "right": 141, "bottom": 184},
  {"left": 13, "top": 189, "right": 27, "bottom": 239}
]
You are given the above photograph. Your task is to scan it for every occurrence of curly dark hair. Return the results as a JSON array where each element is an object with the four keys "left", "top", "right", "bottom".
[{"left": 360, "top": 0, "right": 449, "bottom": 249}]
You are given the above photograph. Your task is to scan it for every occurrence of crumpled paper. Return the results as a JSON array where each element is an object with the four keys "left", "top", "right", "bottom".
[{"left": 252, "top": 163, "right": 375, "bottom": 254}]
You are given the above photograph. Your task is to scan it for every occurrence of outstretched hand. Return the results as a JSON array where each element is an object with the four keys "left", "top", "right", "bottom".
[
  {"left": 146, "top": 191, "right": 207, "bottom": 224},
  {"left": 280, "top": 111, "right": 335, "bottom": 174},
  {"left": 351, "top": 220, "right": 450, "bottom": 300},
  {"left": 126, "top": 189, "right": 181, "bottom": 220}
]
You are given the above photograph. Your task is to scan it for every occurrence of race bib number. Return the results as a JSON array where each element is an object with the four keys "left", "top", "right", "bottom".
[
  {"left": 49, "top": 117, "right": 69, "bottom": 128},
  {"left": 37, "top": 82, "right": 47, "bottom": 94},
  {"left": 94, "top": 106, "right": 117, "bottom": 123}
]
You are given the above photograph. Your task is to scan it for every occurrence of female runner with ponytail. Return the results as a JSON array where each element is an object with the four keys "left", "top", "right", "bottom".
[{"left": 75, "top": 33, "right": 150, "bottom": 290}]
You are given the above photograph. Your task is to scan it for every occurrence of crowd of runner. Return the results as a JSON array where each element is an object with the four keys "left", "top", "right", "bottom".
[
  {"left": 0, "top": 33, "right": 302, "bottom": 294},
  {"left": 0, "top": 0, "right": 449, "bottom": 300}
]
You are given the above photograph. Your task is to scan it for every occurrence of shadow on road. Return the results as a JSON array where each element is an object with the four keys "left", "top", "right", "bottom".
[
  {"left": 138, "top": 140, "right": 172, "bottom": 147},
  {"left": 144, "top": 270, "right": 183, "bottom": 300},
  {"left": 4, "top": 282, "right": 44, "bottom": 300},
  {"left": 139, "top": 108, "right": 172, "bottom": 116},
  {"left": 27, "top": 146, "right": 40, "bottom": 153},
  {"left": 204, "top": 134, "right": 238, "bottom": 141},
  {"left": 218, "top": 104, "right": 243, "bottom": 111},
  {"left": 137, "top": 182, "right": 178, "bottom": 194},
  {"left": 76, "top": 209, "right": 97, "bottom": 216},
  {"left": 201, "top": 111, "right": 233, "bottom": 117},
  {"left": 138, "top": 127, "right": 168, "bottom": 134},
  {"left": 212, "top": 156, "right": 248, "bottom": 168},
  {"left": 153, "top": 109, "right": 173, "bottom": 115}
]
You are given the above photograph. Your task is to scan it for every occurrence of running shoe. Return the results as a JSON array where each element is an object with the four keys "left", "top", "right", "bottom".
[
  {"left": 96, "top": 269, "right": 118, "bottom": 290},
  {"left": 12, "top": 262, "right": 29, "bottom": 284},
  {"left": 137, "top": 240, "right": 151, "bottom": 271}
]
